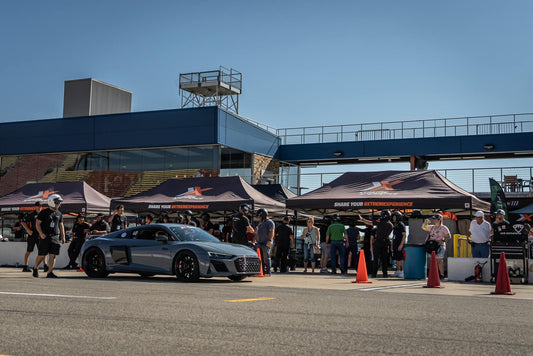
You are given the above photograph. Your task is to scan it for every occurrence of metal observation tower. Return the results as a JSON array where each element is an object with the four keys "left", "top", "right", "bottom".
[{"left": 179, "top": 66, "right": 242, "bottom": 114}]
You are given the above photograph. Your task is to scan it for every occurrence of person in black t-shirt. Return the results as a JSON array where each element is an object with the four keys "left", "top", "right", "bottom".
[
  {"left": 66, "top": 214, "right": 90, "bottom": 269},
  {"left": 89, "top": 214, "right": 111, "bottom": 235},
  {"left": 21, "top": 202, "right": 46, "bottom": 272},
  {"left": 492, "top": 209, "right": 510, "bottom": 242},
  {"left": 12, "top": 214, "right": 26, "bottom": 241},
  {"left": 274, "top": 216, "right": 294, "bottom": 273},
  {"left": 33, "top": 194, "right": 65, "bottom": 278},
  {"left": 109, "top": 205, "right": 128, "bottom": 232},
  {"left": 232, "top": 204, "right": 254, "bottom": 245},
  {"left": 201, "top": 213, "right": 214, "bottom": 235},
  {"left": 221, "top": 219, "right": 233, "bottom": 242}
]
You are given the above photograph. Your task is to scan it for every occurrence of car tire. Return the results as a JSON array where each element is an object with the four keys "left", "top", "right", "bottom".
[
  {"left": 228, "top": 275, "right": 247, "bottom": 282},
  {"left": 82, "top": 248, "right": 109, "bottom": 278},
  {"left": 175, "top": 250, "right": 200, "bottom": 282}
]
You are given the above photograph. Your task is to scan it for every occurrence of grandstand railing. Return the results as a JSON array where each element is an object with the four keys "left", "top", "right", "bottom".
[{"left": 268, "top": 113, "right": 533, "bottom": 144}]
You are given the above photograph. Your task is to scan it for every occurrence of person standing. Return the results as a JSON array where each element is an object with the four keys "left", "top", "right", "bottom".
[
  {"left": 66, "top": 214, "right": 90, "bottom": 269},
  {"left": 232, "top": 204, "right": 254, "bottom": 246},
  {"left": 326, "top": 214, "right": 347, "bottom": 274},
  {"left": 144, "top": 214, "right": 154, "bottom": 225},
  {"left": 358, "top": 215, "right": 375, "bottom": 276},
  {"left": 89, "top": 213, "right": 110, "bottom": 236},
  {"left": 109, "top": 205, "right": 128, "bottom": 232},
  {"left": 33, "top": 194, "right": 65, "bottom": 278},
  {"left": 221, "top": 218, "right": 233, "bottom": 242},
  {"left": 183, "top": 210, "right": 197, "bottom": 227},
  {"left": 391, "top": 211, "right": 407, "bottom": 278},
  {"left": 12, "top": 214, "right": 26, "bottom": 241},
  {"left": 372, "top": 210, "right": 394, "bottom": 278},
  {"left": 467, "top": 211, "right": 492, "bottom": 258},
  {"left": 274, "top": 216, "right": 294, "bottom": 273},
  {"left": 422, "top": 214, "right": 451, "bottom": 279},
  {"left": 492, "top": 209, "right": 510, "bottom": 242},
  {"left": 200, "top": 213, "right": 214, "bottom": 235},
  {"left": 21, "top": 202, "right": 47, "bottom": 272},
  {"left": 254, "top": 208, "right": 275, "bottom": 276},
  {"left": 344, "top": 220, "right": 360, "bottom": 272},
  {"left": 319, "top": 218, "right": 331, "bottom": 273},
  {"left": 301, "top": 217, "right": 320, "bottom": 273}
]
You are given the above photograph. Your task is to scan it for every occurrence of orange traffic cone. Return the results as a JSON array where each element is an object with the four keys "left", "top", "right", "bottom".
[
  {"left": 491, "top": 252, "right": 515, "bottom": 295},
  {"left": 352, "top": 250, "right": 372, "bottom": 283},
  {"left": 252, "top": 247, "right": 265, "bottom": 277},
  {"left": 424, "top": 251, "right": 442, "bottom": 288}
]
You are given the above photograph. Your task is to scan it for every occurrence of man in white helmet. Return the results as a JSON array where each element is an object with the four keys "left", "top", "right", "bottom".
[{"left": 33, "top": 194, "right": 66, "bottom": 278}]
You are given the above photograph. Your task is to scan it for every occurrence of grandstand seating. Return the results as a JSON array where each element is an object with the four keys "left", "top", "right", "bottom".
[{"left": 123, "top": 169, "right": 198, "bottom": 197}]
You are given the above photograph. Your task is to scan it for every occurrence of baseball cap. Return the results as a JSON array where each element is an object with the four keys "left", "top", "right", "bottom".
[
  {"left": 34, "top": 201, "right": 41, "bottom": 206},
  {"left": 495, "top": 209, "right": 505, "bottom": 216},
  {"left": 475, "top": 211, "right": 484, "bottom": 218},
  {"left": 96, "top": 213, "right": 105, "bottom": 218}
]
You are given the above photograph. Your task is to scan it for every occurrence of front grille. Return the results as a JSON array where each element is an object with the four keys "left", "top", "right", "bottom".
[{"left": 235, "top": 257, "right": 261, "bottom": 273}]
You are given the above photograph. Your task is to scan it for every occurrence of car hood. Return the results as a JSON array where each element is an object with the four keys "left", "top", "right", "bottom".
[{"left": 191, "top": 241, "right": 258, "bottom": 256}]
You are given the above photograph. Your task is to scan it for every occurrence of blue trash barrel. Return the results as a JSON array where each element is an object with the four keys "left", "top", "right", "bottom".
[{"left": 404, "top": 244, "right": 427, "bottom": 279}]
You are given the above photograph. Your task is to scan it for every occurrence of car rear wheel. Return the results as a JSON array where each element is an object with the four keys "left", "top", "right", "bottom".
[
  {"left": 82, "top": 248, "right": 109, "bottom": 278},
  {"left": 175, "top": 251, "right": 200, "bottom": 282},
  {"left": 228, "top": 275, "right": 247, "bottom": 282}
]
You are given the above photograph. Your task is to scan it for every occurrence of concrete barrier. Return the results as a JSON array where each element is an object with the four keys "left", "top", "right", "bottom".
[{"left": 0, "top": 241, "right": 73, "bottom": 268}]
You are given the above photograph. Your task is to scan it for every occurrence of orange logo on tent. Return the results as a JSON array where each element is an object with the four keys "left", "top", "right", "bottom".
[
  {"left": 176, "top": 186, "right": 213, "bottom": 198},
  {"left": 365, "top": 180, "right": 403, "bottom": 191},
  {"left": 24, "top": 190, "right": 59, "bottom": 202}
]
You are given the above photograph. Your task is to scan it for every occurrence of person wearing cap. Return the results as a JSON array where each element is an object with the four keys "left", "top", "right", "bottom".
[
  {"left": 21, "top": 201, "right": 48, "bottom": 272},
  {"left": 492, "top": 209, "right": 510, "bottom": 243},
  {"left": 89, "top": 214, "right": 111, "bottom": 235},
  {"left": 66, "top": 214, "right": 90, "bottom": 269},
  {"left": 183, "top": 210, "right": 197, "bottom": 227},
  {"left": 467, "top": 211, "right": 492, "bottom": 258},
  {"left": 33, "top": 194, "right": 65, "bottom": 278},
  {"left": 232, "top": 204, "right": 254, "bottom": 246},
  {"left": 422, "top": 214, "right": 451, "bottom": 279}
]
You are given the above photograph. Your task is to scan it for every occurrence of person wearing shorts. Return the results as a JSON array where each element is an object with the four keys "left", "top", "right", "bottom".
[
  {"left": 422, "top": 214, "right": 451, "bottom": 279},
  {"left": 33, "top": 194, "right": 65, "bottom": 278},
  {"left": 21, "top": 202, "right": 47, "bottom": 272}
]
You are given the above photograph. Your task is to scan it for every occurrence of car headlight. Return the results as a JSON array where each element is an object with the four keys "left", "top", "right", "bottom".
[{"left": 208, "top": 252, "right": 234, "bottom": 259}]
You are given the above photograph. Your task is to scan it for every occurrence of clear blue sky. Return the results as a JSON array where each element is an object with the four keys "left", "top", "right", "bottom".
[{"left": 1, "top": 0, "right": 532, "bottom": 171}]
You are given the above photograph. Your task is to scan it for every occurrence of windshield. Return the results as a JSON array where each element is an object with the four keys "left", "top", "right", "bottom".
[{"left": 170, "top": 225, "right": 220, "bottom": 242}]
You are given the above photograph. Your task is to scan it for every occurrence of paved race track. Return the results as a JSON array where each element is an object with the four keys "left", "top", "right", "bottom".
[{"left": 1, "top": 269, "right": 532, "bottom": 355}]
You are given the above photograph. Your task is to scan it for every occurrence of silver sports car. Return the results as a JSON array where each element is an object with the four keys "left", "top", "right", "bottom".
[{"left": 80, "top": 223, "right": 261, "bottom": 282}]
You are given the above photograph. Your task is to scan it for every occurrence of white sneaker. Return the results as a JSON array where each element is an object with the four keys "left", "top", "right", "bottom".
[
  {"left": 393, "top": 270, "right": 399, "bottom": 277},
  {"left": 397, "top": 271, "right": 404, "bottom": 278}
]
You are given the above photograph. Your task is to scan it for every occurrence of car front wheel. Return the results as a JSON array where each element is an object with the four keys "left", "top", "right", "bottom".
[
  {"left": 175, "top": 251, "right": 200, "bottom": 282},
  {"left": 82, "top": 248, "right": 109, "bottom": 278}
]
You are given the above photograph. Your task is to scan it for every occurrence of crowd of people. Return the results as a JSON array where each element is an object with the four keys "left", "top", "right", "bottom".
[{"left": 11, "top": 196, "right": 528, "bottom": 280}]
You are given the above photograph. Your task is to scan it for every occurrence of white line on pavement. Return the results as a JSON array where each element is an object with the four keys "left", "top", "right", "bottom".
[
  {"left": 0, "top": 291, "right": 116, "bottom": 300},
  {"left": 358, "top": 282, "right": 426, "bottom": 292}
]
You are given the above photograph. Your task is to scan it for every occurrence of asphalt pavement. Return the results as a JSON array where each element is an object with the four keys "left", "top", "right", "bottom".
[{"left": 1, "top": 267, "right": 532, "bottom": 355}]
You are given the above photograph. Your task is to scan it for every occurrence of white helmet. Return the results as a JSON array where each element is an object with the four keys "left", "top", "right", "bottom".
[{"left": 47, "top": 193, "right": 63, "bottom": 207}]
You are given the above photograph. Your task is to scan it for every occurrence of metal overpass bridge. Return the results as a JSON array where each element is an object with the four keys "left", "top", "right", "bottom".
[{"left": 270, "top": 112, "right": 533, "bottom": 168}]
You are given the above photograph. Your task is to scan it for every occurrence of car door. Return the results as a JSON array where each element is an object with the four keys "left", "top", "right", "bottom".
[{"left": 129, "top": 227, "right": 172, "bottom": 273}]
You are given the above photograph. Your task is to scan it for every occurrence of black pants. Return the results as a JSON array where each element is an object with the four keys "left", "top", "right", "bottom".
[
  {"left": 362, "top": 244, "right": 373, "bottom": 276},
  {"left": 68, "top": 238, "right": 85, "bottom": 266},
  {"left": 372, "top": 241, "right": 390, "bottom": 277},
  {"left": 344, "top": 244, "right": 359, "bottom": 271},
  {"left": 257, "top": 243, "right": 271, "bottom": 275},
  {"left": 276, "top": 245, "right": 290, "bottom": 272}
]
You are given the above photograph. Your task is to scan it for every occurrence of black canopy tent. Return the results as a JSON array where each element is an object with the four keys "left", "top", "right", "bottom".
[
  {"left": 112, "top": 176, "right": 286, "bottom": 217},
  {"left": 252, "top": 184, "right": 297, "bottom": 203},
  {"left": 286, "top": 170, "right": 490, "bottom": 216},
  {"left": 0, "top": 181, "right": 111, "bottom": 215}
]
